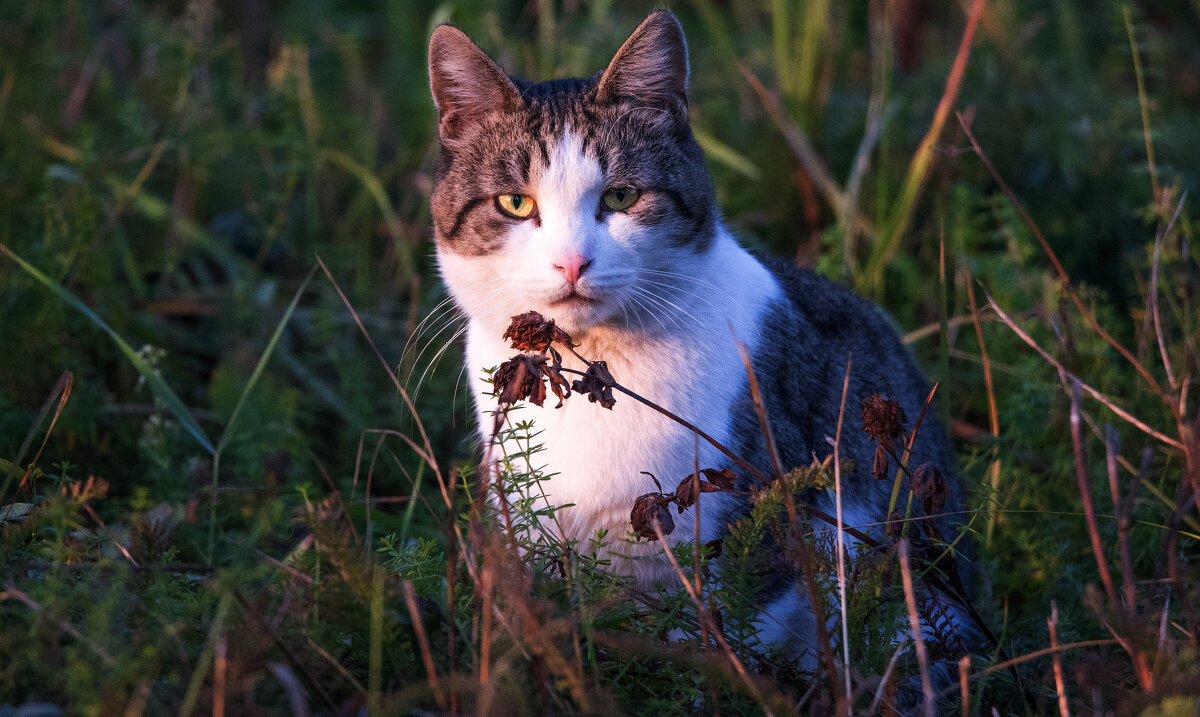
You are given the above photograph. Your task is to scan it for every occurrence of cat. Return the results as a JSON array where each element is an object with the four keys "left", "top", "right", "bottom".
[{"left": 427, "top": 9, "right": 971, "bottom": 675}]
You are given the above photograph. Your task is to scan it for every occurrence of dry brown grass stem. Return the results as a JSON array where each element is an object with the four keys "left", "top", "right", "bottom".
[
  {"left": 402, "top": 579, "right": 446, "bottom": 710},
  {"left": 959, "top": 655, "right": 970, "bottom": 717},
  {"left": 0, "top": 581, "right": 117, "bottom": 667},
  {"left": 1048, "top": 602, "right": 1070, "bottom": 717},
  {"left": 731, "top": 334, "right": 843, "bottom": 706},
  {"left": 957, "top": 112, "right": 1174, "bottom": 414},
  {"left": 317, "top": 257, "right": 452, "bottom": 510},
  {"left": 1149, "top": 191, "right": 1187, "bottom": 389},
  {"left": 898, "top": 539, "right": 935, "bottom": 717},
  {"left": 651, "top": 518, "right": 778, "bottom": 717},
  {"left": 214, "top": 635, "right": 227, "bottom": 717},
  {"left": 984, "top": 292, "right": 1185, "bottom": 451},
  {"left": 1105, "top": 426, "right": 1139, "bottom": 611},
  {"left": 879, "top": 0, "right": 987, "bottom": 276},
  {"left": 965, "top": 271, "right": 1002, "bottom": 544},
  {"left": 833, "top": 353, "right": 854, "bottom": 707},
  {"left": 868, "top": 643, "right": 905, "bottom": 716},
  {"left": 1067, "top": 378, "right": 1119, "bottom": 604}
]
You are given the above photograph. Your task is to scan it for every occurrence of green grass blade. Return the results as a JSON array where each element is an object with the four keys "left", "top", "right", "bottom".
[
  {"left": 0, "top": 242, "right": 215, "bottom": 454},
  {"left": 318, "top": 148, "right": 414, "bottom": 282},
  {"left": 216, "top": 265, "right": 318, "bottom": 453}
]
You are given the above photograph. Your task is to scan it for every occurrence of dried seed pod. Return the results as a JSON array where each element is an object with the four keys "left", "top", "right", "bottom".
[
  {"left": 571, "top": 360, "right": 617, "bottom": 409},
  {"left": 503, "top": 310, "right": 577, "bottom": 352},
  {"left": 630, "top": 493, "right": 675, "bottom": 541},
  {"left": 909, "top": 461, "right": 949, "bottom": 515},
  {"left": 861, "top": 394, "right": 908, "bottom": 449},
  {"left": 885, "top": 510, "right": 906, "bottom": 542},
  {"left": 872, "top": 443, "right": 891, "bottom": 480}
]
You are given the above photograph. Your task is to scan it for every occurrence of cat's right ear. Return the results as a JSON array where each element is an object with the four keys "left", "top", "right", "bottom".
[{"left": 428, "top": 25, "right": 520, "bottom": 143}]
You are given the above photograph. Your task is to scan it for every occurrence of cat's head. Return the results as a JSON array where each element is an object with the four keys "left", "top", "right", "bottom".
[{"left": 428, "top": 11, "right": 716, "bottom": 336}]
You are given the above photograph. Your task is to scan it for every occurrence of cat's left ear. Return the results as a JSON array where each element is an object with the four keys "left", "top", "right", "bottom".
[{"left": 595, "top": 10, "right": 689, "bottom": 112}]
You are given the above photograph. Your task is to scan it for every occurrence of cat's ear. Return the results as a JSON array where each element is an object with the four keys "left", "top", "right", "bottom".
[
  {"left": 595, "top": 10, "right": 689, "bottom": 112},
  {"left": 428, "top": 25, "right": 520, "bottom": 142}
]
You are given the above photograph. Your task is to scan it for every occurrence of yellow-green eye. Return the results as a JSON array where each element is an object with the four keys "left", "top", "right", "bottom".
[
  {"left": 497, "top": 194, "right": 535, "bottom": 219},
  {"left": 602, "top": 187, "right": 640, "bottom": 211}
]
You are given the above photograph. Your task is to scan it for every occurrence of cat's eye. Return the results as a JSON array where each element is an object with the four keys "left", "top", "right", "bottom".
[
  {"left": 496, "top": 193, "right": 536, "bottom": 219},
  {"left": 601, "top": 187, "right": 640, "bottom": 212}
]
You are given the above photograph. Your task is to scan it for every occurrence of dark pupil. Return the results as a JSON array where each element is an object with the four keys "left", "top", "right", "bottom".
[
  {"left": 613, "top": 189, "right": 626, "bottom": 202},
  {"left": 510, "top": 195, "right": 523, "bottom": 210}
]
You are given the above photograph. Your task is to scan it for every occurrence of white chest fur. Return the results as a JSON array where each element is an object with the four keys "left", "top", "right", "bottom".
[{"left": 463, "top": 234, "right": 782, "bottom": 586}]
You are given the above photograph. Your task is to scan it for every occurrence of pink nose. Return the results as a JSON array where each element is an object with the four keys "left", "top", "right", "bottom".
[{"left": 552, "top": 254, "right": 591, "bottom": 285}]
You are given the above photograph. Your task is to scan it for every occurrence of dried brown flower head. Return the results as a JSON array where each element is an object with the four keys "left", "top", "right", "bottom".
[
  {"left": 503, "top": 310, "right": 577, "bottom": 353},
  {"left": 493, "top": 354, "right": 550, "bottom": 406},
  {"left": 885, "top": 510, "right": 907, "bottom": 542},
  {"left": 571, "top": 360, "right": 617, "bottom": 410},
  {"left": 861, "top": 394, "right": 908, "bottom": 449},
  {"left": 909, "top": 462, "right": 949, "bottom": 515},
  {"left": 630, "top": 492, "right": 675, "bottom": 541}
]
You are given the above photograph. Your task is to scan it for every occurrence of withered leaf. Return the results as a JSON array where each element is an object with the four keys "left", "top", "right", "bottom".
[
  {"left": 909, "top": 462, "right": 949, "bottom": 515},
  {"left": 571, "top": 360, "right": 617, "bottom": 409},
  {"left": 700, "top": 468, "right": 737, "bottom": 490},
  {"left": 673, "top": 473, "right": 722, "bottom": 513},
  {"left": 503, "top": 310, "right": 577, "bottom": 352},
  {"left": 861, "top": 394, "right": 908, "bottom": 450},
  {"left": 872, "top": 443, "right": 890, "bottom": 480},
  {"left": 630, "top": 492, "right": 675, "bottom": 541}
]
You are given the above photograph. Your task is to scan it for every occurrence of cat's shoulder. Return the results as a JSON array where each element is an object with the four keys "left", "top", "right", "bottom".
[{"left": 758, "top": 257, "right": 895, "bottom": 338}]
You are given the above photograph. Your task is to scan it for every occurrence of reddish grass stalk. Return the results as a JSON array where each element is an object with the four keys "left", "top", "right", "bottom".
[
  {"left": 214, "top": 635, "right": 227, "bottom": 717},
  {"left": 402, "top": 579, "right": 446, "bottom": 709},
  {"left": 965, "top": 272, "right": 1002, "bottom": 544},
  {"left": 1048, "top": 602, "right": 1070, "bottom": 717},
  {"left": 959, "top": 655, "right": 970, "bottom": 717},
  {"left": 1104, "top": 427, "right": 1138, "bottom": 612},
  {"left": 878, "top": 0, "right": 988, "bottom": 275},
  {"left": 984, "top": 293, "right": 1184, "bottom": 451},
  {"left": 956, "top": 112, "right": 1173, "bottom": 413},
  {"left": 898, "top": 539, "right": 935, "bottom": 717},
  {"left": 1066, "top": 378, "right": 1118, "bottom": 604}
]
